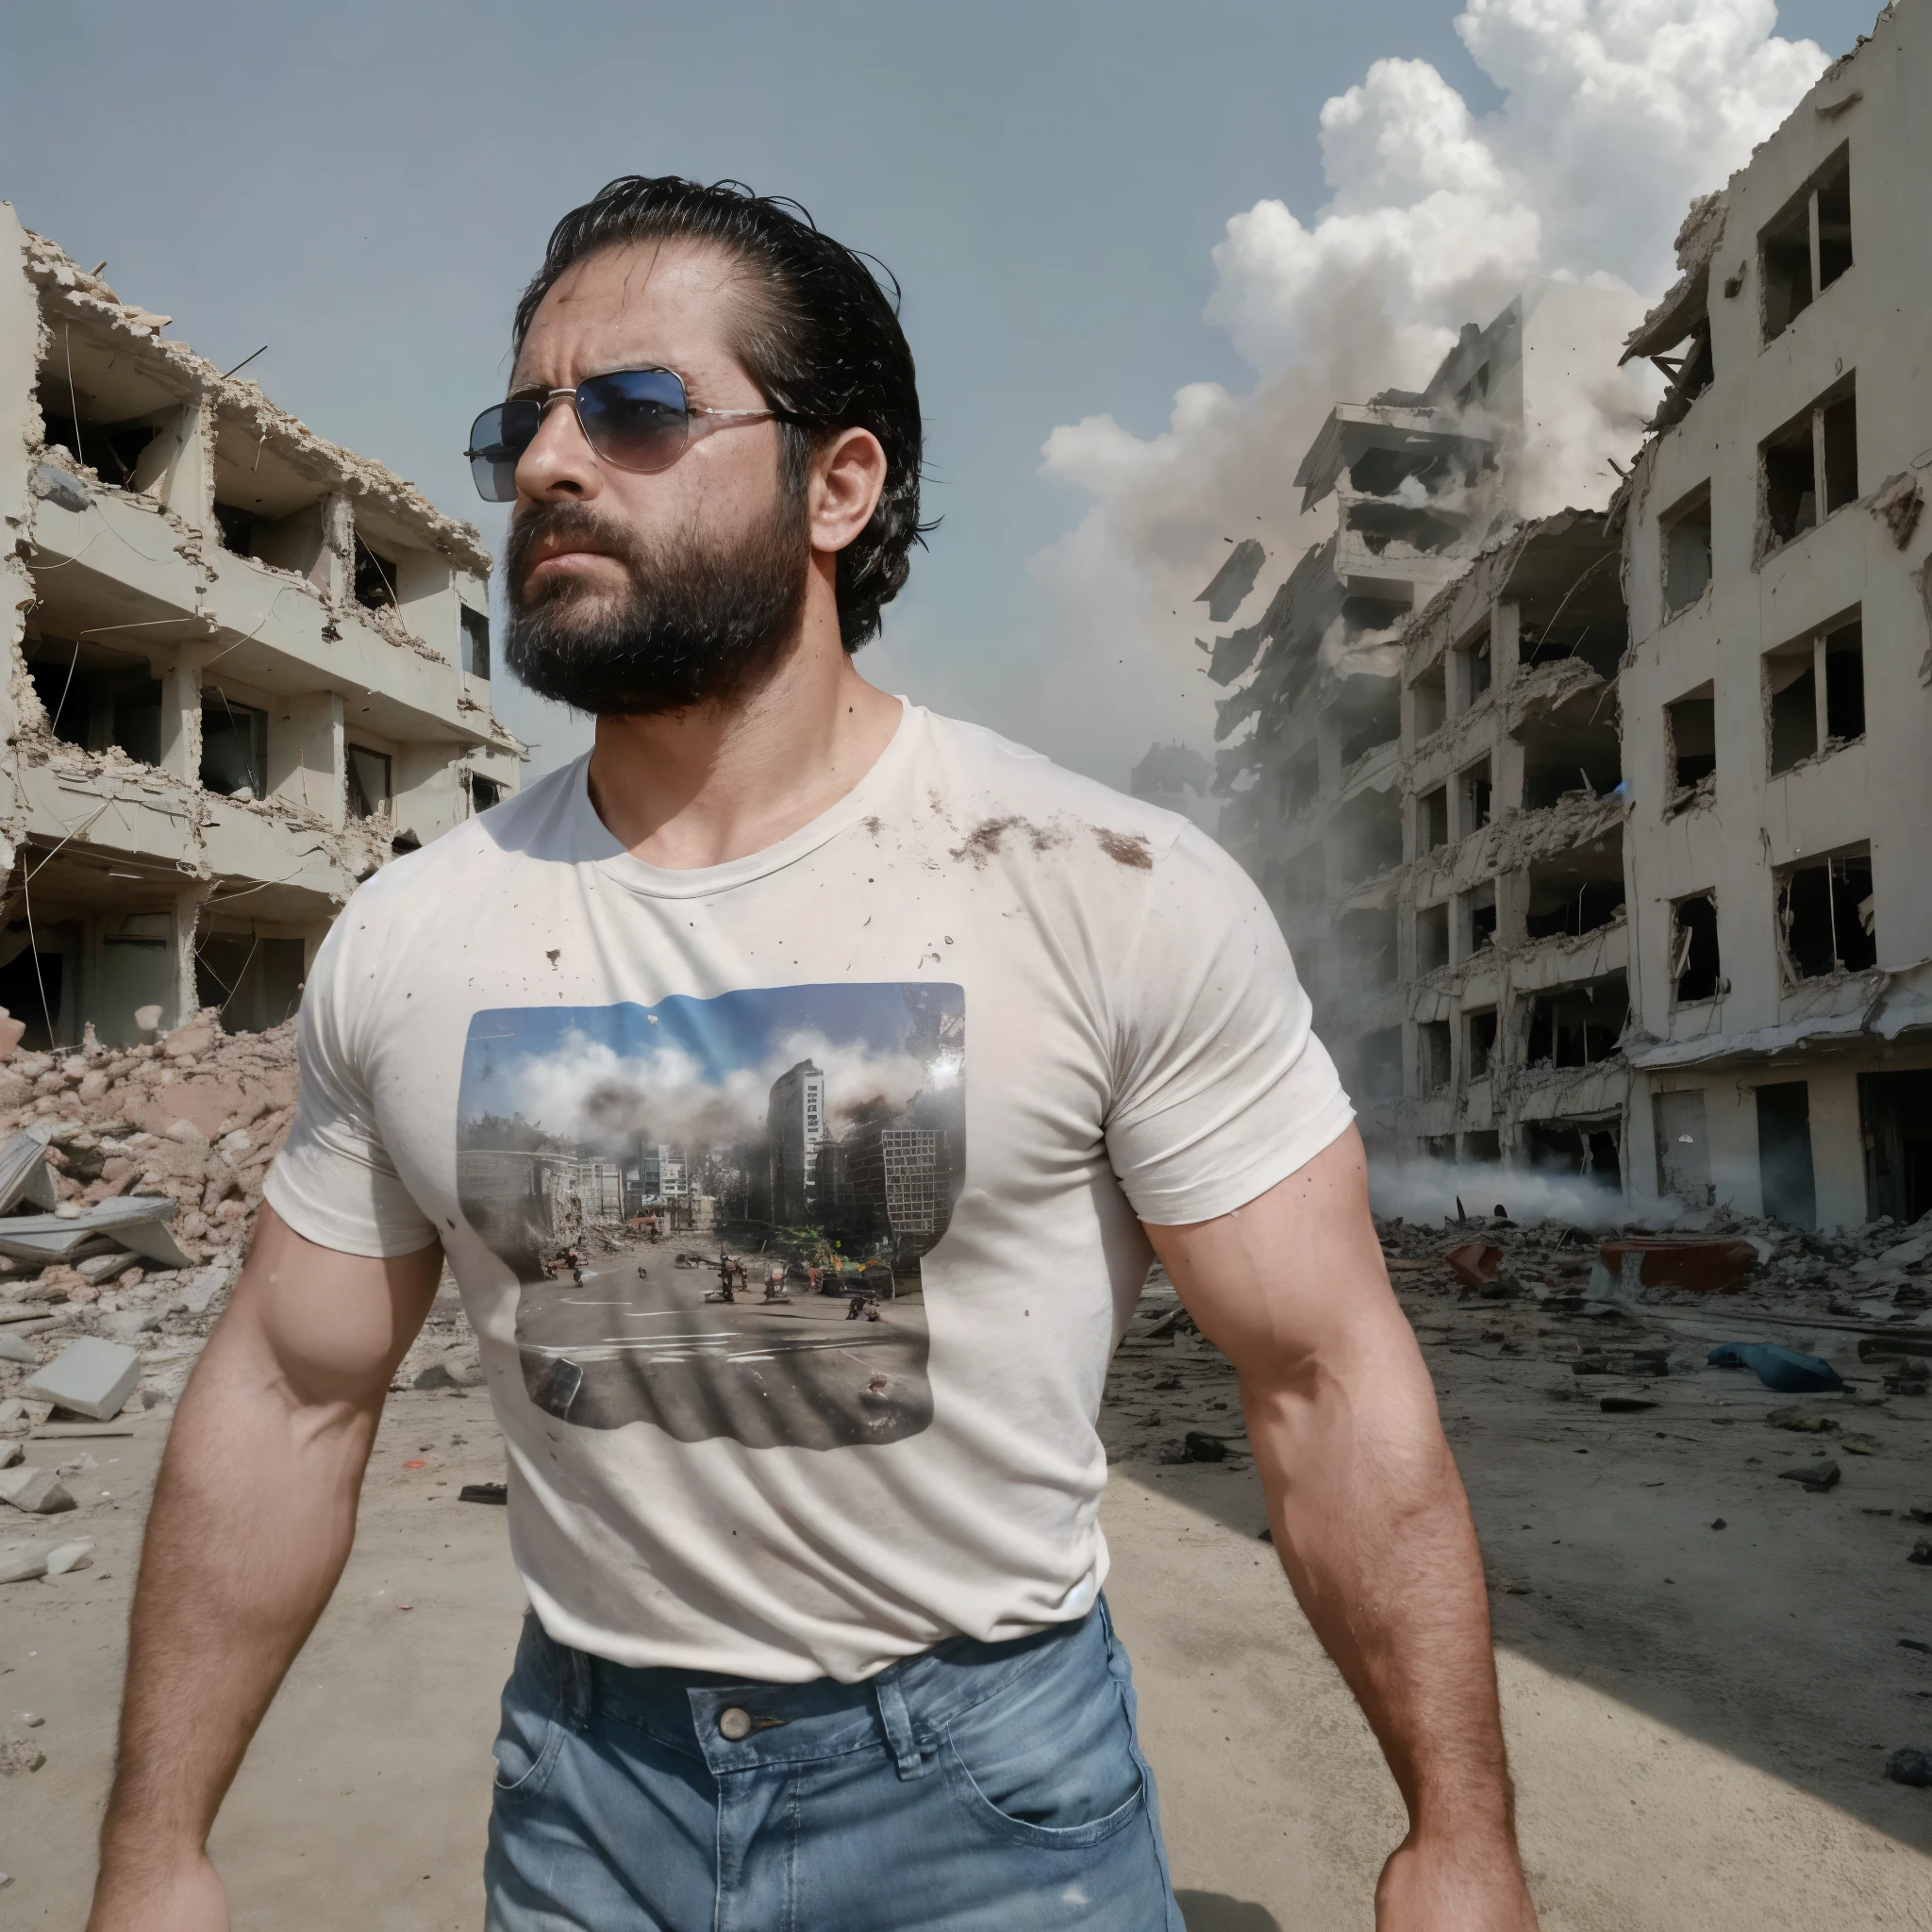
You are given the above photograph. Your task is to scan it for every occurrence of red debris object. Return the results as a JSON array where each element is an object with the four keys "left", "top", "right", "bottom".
[
  {"left": 1442, "top": 1242, "right": 1504, "bottom": 1289},
  {"left": 1597, "top": 1237, "right": 1758, "bottom": 1294},
  {"left": 403, "top": 1458, "right": 427, "bottom": 1469}
]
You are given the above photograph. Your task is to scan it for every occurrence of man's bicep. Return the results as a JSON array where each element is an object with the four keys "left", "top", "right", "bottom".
[
  {"left": 1142, "top": 1127, "right": 1404, "bottom": 1374},
  {"left": 225, "top": 1205, "right": 442, "bottom": 1408}
]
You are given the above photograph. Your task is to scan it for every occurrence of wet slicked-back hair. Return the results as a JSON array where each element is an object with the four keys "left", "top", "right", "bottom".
[{"left": 513, "top": 176, "right": 928, "bottom": 651}]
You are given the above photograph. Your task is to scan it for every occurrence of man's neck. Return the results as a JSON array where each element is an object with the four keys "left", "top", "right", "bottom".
[{"left": 583, "top": 621, "right": 904, "bottom": 871}]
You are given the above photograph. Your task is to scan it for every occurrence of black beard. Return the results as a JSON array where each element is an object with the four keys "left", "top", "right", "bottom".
[{"left": 503, "top": 490, "right": 811, "bottom": 717}]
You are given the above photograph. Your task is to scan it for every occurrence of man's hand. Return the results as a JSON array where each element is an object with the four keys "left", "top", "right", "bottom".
[
  {"left": 87, "top": 1208, "right": 441, "bottom": 1930},
  {"left": 1145, "top": 1126, "right": 1540, "bottom": 1930}
]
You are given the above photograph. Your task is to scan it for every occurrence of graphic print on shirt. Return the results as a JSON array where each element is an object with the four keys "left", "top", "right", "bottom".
[{"left": 456, "top": 984, "right": 964, "bottom": 1449}]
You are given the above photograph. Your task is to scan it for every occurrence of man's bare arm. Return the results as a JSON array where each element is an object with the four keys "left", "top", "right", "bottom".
[
  {"left": 88, "top": 1206, "right": 442, "bottom": 1932},
  {"left": 1144, "top": 1126, "right": 1538, "bottom": 1932}
]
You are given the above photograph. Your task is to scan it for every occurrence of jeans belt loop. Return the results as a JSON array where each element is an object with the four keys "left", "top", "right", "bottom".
[{"left": 874, "top": 1670, "right": 930, "bottom": 1781}]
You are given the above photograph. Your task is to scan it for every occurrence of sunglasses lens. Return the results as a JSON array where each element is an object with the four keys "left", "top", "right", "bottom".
[
  {"left": 466, "top": 400, "right": 541, "bottom": 502},
  {"left": 576, "top": 369, "right": 690, "bottom": 474}
]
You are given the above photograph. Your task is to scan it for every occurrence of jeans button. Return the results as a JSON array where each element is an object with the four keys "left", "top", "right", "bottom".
[{"left": 717, "top": 1707, "right": 753, "bottom": 1741}]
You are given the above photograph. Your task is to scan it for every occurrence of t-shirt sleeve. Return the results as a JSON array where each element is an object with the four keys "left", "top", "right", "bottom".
[
  {"left": 1104, "top": 823, "right": 1354, "bottom": 1225},
  {"left": 261, "top": 914, "right": 440, "bottom": 1258}
]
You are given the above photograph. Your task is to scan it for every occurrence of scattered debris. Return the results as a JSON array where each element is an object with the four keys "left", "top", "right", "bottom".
[
  {"left": 458, "top": 1482, "right": 508, "bottom": 1506},
  {"left": 0, "top": 1465, "right": 75, "bottom": 1513},
  {"left": 1709, "top": 1344, "right": 1842, "bottom": 1393},
  {"left": 1886, "top": 1747, "right": 1932, "bottom": 1788},
  {"left": 1776, "top": 1459, "right": 1840, "bottom": 1493},
  {"left": 1600, "top": 1239, "right": 1758, "bottom": 1295},
  {"left": 1444, "top": 1242, "right": 1504, "bottom": 1289}
]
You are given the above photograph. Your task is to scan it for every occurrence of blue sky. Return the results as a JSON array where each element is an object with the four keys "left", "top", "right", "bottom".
[{"left": 0, "top": 3, "right": 1879, "bottom": 790}]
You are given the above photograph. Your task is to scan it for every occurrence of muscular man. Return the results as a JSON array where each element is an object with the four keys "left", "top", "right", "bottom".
[{"left": 88, "top": 177, "right": 1538, "bottom": 1931}]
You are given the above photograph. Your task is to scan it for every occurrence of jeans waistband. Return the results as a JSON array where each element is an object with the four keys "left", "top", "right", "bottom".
[{"left": 525, "top": 1605, "right": 1105, "bottom": 1781}]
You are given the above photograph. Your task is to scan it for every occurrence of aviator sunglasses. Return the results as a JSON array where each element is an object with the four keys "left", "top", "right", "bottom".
[{"left": 465, "top": 368, "right": 802, "bottom": 502}]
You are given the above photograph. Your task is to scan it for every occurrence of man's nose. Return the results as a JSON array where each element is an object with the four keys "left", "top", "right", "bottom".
[{"left": 516, "top": 394, "right": 600, "bottom": 502}]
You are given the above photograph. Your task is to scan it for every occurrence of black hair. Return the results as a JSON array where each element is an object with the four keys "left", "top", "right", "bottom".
[{"left": 513, "top": 176, "right": 929, "bottom": 651}]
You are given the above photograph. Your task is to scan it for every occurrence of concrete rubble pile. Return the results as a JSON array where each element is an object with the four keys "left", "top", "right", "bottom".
[
  {"left": 1372, "top": 1202, "right": 1932, "bottom": 1398},
  {"left": 0, "top": 1008, "right": 296, "bottom": 1436}
]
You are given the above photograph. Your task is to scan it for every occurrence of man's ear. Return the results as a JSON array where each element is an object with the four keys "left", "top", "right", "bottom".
[{"left": 808, "top": 427, "right": 888, "bottom": 557}]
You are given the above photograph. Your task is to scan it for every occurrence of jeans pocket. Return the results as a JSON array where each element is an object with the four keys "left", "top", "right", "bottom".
[
  {"left": 491, "top": 1633, "right": 569, "bottom": 1804},
  {"left": 939, "top": 1632, "right": 1147, "bottom": 1851}
]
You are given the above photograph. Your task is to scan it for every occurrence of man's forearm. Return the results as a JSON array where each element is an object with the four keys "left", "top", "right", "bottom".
[
  {"left": 1243, "top": 1340, "right": 1509, "bottom": 1837},
  {"left": 92, "top": 1310, "right": 380, "bottom": 1905}
]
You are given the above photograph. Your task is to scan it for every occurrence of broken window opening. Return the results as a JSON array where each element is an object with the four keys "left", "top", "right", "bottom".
[
  {"left": 1768, "top": 610, "right": 1864, "bottom": 774},
  {"left": 1671, "top": 891, "right": 1721, "bottom": 1004},
  {"left": 1523, "top": 1121, "right": 1622, "bottom": 1189},
  {"left": 1461, "top": 1128, "right": 1501, "bottom": 1164},
  {"left": 34, "top": 385, "right": 162, "bottom": 487},
  {"left": 1524, "top": 973, "right": 1629, "bottom": 1070},
  {"left": 1666, "top": 685, "right": 1716, "bottom": 795},
  {"left": 1523, "top": 733, "right": 1622, "bottom": 811},
  {"left": 1417, "top": 785, "right": 1449, "bottom": 855},
  {"left": 1418, "top": 1020, "right": 1453, "bottom": 1094},
  {"left": 353, "top": 537, "right": 400, "bottom": 610},
  {"left": 1416, "top": 902, "right": 1450, "bottom": 976},
  {"left": 1761, "top": 378, "right": 1856, "bottom": 556},
  {"left": 1761, "top": 143, "right": 1851, "bottom": 343},
  {"left": 1777, "top": 849, "right": 1875, "bottom": 982},
  {"left": 1347, "top": 500, "right": 1464, "bottom": 557},
  {"left": 346, "top": 743, "right": 393, "bottom": 821},
  {"left": 1661, "top": 486, "right": 1712, "bottom": 614},
  {"left": 1767, "top": 649, "right": 1818, "bottom": 773},
  {"left": 1464, "top": 881, "right": 1497, "bottom": 957},
  {"left": 1458, "top": 628, "right": 1492, "bottom": 707},
  {"left": 213, "top": 502, "right": 258, "bottom": 558},
  {"left": 1359, "top": 1028, "right": 1404, "bottom": 1105},
  {"left": 1460, "top": 758, "right": 1491, "bottom": 837},
  {"left": 1410, "top": 662, "right": 1446, "bottom": 741},
  {"left": 1341, "top": 595, "right": 1409, "bottom": 641},
  {"left": 1524, "top": 863, "right": 1625, "bottom": 942},
  {"left": 1824, "top": 618, "right": 1864, "bottom": 742},
  {"left": 460, "top": 606, "right": 491, "bottom": 680},
  {"left": 200, "top": 691, "right": 269, "bottom": 800},
  {"left": 195, "top": 933, "right": 306, "bottom": 1035},
  {"left": 1340, "top": 708, "right": 1400, "bottom": 770},
  {"left": 25, "top": 637, "right": 164, "bottom": 767},
  {"left": 1650, "top": 323, "right": 1715, "bottom": 431},
  {"left": 1423, "top": 1133, "right": 1457, "bottom": 1160},
  {"left": 1466, "top": 1008, "right": 1498, "bottom": 1081},
  {"left": 470, "top": 774, "right": 504, "bottom": 813},
  {"left": 1348, "top": 446, "right": 1454, "bottom": 498},
  {"left": 1518, "top": 619, "right": 1626, "bottom": 681}
]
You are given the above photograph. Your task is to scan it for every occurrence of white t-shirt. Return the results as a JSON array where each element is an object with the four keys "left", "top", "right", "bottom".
[{"left": 266, "top": 703, "right": 1351, "bottom": 1682}]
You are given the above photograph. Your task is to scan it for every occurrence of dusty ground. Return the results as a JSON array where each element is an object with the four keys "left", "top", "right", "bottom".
[{"left": 4, "top": 1270, "right": 1931, "bottom": 1928}]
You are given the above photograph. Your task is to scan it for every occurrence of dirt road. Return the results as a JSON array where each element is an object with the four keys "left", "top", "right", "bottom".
[{"left": 4, "top": 1286, "right": 1930, "bottom": 1927}]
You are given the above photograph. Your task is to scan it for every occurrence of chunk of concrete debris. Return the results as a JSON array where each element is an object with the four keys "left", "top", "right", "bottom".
[
  {"left": 96, "top": 1308, "right": 160, "bottom": 1345},
  {"left": 1887, "top": 1746, "right": 1932, "bottom": 1788},
  {"left": 0, "top": 1465, "right": 75, "bottom": 1513},
  {"left": 0, "top": 1546, "right": 46, "bottom": 1583},
  {"left": 45, "top": 1538, "right": 92, "bottom": 1574},
  {"left": 1776, "top": 1458, "right": 1840, "bottom": 1492},
  {"left": 75, "top": 1249, "right": 140, "bottom": 1286},
  {"left": 1182, "top": 1431, "right": 1228, "bottom": 1463},
  {"left": 21, "top": 1335, "right": 143, "bottom": 1421},
  {"left": 412, "top": 1357, "right": 482, "bottom": 1391},
  {"left": 1911, "top": 1541, "right": 1932, "bottom": 1567},
  {"left": 162, "top": 1022, "right": 215, "bottom": 1060},
  {"left": 1766, "top": 1407, "right": 1840, "bottom": 1433},
  {"left": 133, "top": 1004, "right": 163, "bottom": 1035},
  {"left": 458, "top": 1481, "right": 508, "bottom": 1505},
  {"left": 0, "top": 1330, "right": 37, "bottom": 1366},
  {"left": 0, "top": 1727, "right": 45, "bottom": 1774},
  {"left": 179, "top": 1265, "right": 229, "bottom": 1315},
  {"left": 0, "top": 1442, "right": 19, "bottom": 1469},
  {"left": 1443, "top": 1241, "right": 1504, "bottom": 1290},
  {"left": 0, "top": 1130, "right": 57, "bottom": 1216}
]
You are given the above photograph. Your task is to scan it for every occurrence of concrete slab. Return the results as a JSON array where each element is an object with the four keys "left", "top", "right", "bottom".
[{"left": 21, "top": 1337, "right": 142, "bottom": 1421}]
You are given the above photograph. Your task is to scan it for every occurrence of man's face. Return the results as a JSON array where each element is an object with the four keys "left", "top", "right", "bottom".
[{"left": 501, "top": 240, "right": 810, "bottom": 716}]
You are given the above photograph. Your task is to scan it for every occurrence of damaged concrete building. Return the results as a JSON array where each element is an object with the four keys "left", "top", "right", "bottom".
[
  {"left": 0, "top": 207, "right": 521, "bottom": 1048},
  {"left": 1615, "top": 3, "right": 1932, "bottom": 1228},
  {"left": 1209, "top": 282, "right": 1651, "bottom": 1169},
  {"left": 1211, "top": 2, "right": 1932, "bottom": 1228}
]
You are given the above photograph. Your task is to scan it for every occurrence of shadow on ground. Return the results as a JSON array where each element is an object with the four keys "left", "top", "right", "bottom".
[
  {"left": 1177, "top": 1890, "right": 1284, "bottom": 1930},
  {"left": 1119, "top": 1445, "right": 1932, "bottom": 1856}
]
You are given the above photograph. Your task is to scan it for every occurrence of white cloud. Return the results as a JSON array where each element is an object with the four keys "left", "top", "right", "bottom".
[{"left": 1031, "top": 0, "right": 1828, "bottom": 788}]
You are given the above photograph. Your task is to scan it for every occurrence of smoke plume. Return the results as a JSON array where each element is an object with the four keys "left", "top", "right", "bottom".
[{"left": 1029, "top": 0, "right": 1829, "bottom": 785}]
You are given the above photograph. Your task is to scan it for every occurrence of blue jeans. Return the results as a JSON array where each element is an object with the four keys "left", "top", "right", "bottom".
[{"left": 484, "top": 1601, "right": 1184, "bottom": 1931}]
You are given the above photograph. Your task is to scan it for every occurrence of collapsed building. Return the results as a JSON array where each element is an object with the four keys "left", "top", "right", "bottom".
[
  {"left": 0, "top": 206, "right": 521, "bottom": 1050},
  {"left": 1208, "top": 2, "right": 1932, "bottom": 1228}
]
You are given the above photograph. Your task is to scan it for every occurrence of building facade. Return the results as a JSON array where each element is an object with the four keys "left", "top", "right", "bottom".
[
  {"left": 1615, "top": 4, "right": 1932, "bottom": 1226},
  {"left": 0, "top": 209, "right": 522, "bottom": 1048},
  {"left": 766, "top": 1058, "right": 826, "bottom": 1225}
]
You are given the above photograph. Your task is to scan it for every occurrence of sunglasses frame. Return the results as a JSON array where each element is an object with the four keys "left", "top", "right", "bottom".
[{"left": 465, "top": 367, "right": 802, "bottom": 502}]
